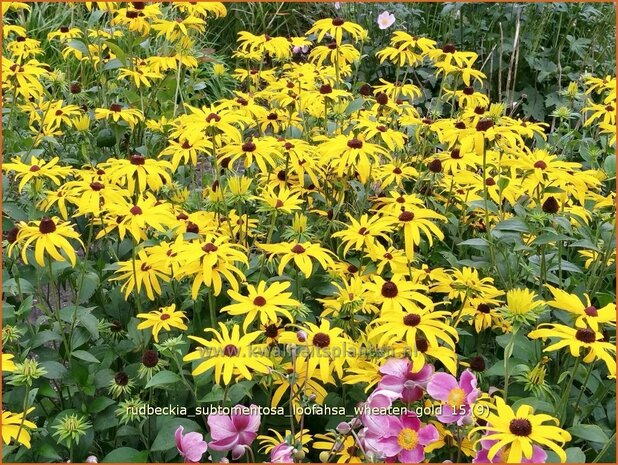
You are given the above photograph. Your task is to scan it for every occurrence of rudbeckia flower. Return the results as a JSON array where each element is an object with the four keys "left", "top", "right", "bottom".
[
  {"left": 137, "top": 304, "right": 188, "bottom": 342},
  {"left": 259, "top": 241, "right": 335, "bottom": 278},
  {"left": 222, "top": 281, "right": 300, "bottom": 331},
  {"left": 3, "top": 156, "right": 72, "bottom": 192},
  {"left": 306, "top": 18, "right": 367, "bottom": 45},
  {"left": 545, "top": 285, "right": 615, "bottom": 331},
  {"left": 471, "top": 396, "right": 571, "bottom": 463},
  {"left": 95, "top": 103, "right": 144, "bottom": 128},
  {"left": 112, "top": 250, "right": 171, "bottom": 301},
  {"left": 1, "top": 408, "right": 37, "bottom": 448},
  {"left": 9, "top": 217, "right": 84, "bottom": 267},
  {"left": 184, "top": 323, "right": 272, "bottom": 384}
]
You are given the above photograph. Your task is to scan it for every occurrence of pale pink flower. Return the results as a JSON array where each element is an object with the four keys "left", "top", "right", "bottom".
[
  {"left": 426, "top": 369, "right": 480, "bottom": 426},
  {"left": 378, "top": 358, "right": 434, "bottom": 403},
  {"left": 377, "top": 11, "right": 396, "bottom": 30},
  {"left": 270, "top": 442, "right": 295, "bottom": 463},
  {"left": 175, "top": 426, "right": 208, "bottom": 463},
  {"left": 207, "top": 405, "right": 261, "bottom": 460}
]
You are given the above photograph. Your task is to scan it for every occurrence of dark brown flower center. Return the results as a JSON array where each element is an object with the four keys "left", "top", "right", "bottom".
[
  {"left": 312, "top": 332, "right": 331, "bottom": 348},
  {"left": 398, "top": 211, "right": 415, "bottom": 222},
  {"left": 130, "top": 154, "right": 146, "bottom": 165},
  {"left": 160, "top": 313, "right": 171, "bottom": 321},
  {"left": 429, "top": 159, "right": 443, "bottom": 173},
  {"left": 130, "top": 205, "right": 142, "bottom": 215},
  {"left": 223, "top": 344, "right": 239, "bottom": 357},
  {"left": 442, "top": 43, "right": 456, "bottom": 53},
  {"left": 584, "top": 306, "right": 598, "bottom": 317},
  {"left": 320, "top": 84, "right": 333, "bottom": 94},
  {"left": 39, "top": 217, "right": 57, "bottom": 234},
  {"left": 542, "top": 196, "right": 559, "bottom": 214},
  {"left": 358, "top": 227, "right": 368, "bottom": 236},
  {"left": 381, "top": 281, "right": 398, "bottom": 298},
  {"left": 202, "top": 242, "right": 218, "bottom": 253},
  {"left": 90, "top": 181, "right": 105, "bottom": 191},
  {"left": 186, "top": 222, "right": 199, "bottom": 234},
  {"left": 509, "top": 419, "right": 532, "bottom": 436},
  {"left": 533, "top": 161, "right": 548, "bottom": 171},
  {"left": 291, "top": 244, "right": 305, "bottom": 254},
  {"left": 403, "top": 313, "right": 421, "bottom": 326},
  {"left": 60, "top": 26, "right": 70, "bottom": 33},
  {"left": 264, "top": 324, "right": 279, "bottom": 338},
  {"left": 416, "top": 337, "right": 429, "bottom": 353},
  {"left": 376, "top": 92, "right": 388, "bottom": 105},
  {"left": 347, "top": 138, "right": 363, "bottom": 149},
  {"left": 242, "top": 141, "right": 256, "bottom": 152},
  {"left": 206, "top": 112, "right": 221, "bottom": 123},
  {"left": 115, "top": 371, "right": 129, "bottom": 386},
  {"left": 29, "top": 165, "right": 41, "bottom": 172},
  {"left": 476, "top": 118, "right": 494, "bottom": 132},
  {"left": 477, "top": 303, "right": 491, "bottom": 314},
  {"left": 485, "top": 177, "right": 496, "bottom": 186},
  {"left": 141, "top": 349, "right": 159, "bottom": 367},
  {"left": 575, "top": 328, "right": 596, "bottom": 343},
  {"left": 463, "top": 86, "right": 474, "bottom": 95},
  {"left": 275, "top": 199, "right": 284, "bottom": 208},
  {"left": 450, "top": 148, "right": 462, "bottom": 159},
  {"left": 393, "top": 167, "right": 402, "bottom": 174},
  {"left": 332, "top": 17, "right": 345, "bottom": 26},
  {"left": 253, "top": 296, "right": 267, "bottom": 306},
  {"left": 267, "top": 112, "right": 278, "bottom": 120},
  {"left": 109, "top": 103, "right": 122, "bottom": 112}
]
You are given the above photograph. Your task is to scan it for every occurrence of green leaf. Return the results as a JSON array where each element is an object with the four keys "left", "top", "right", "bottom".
[
  {"left": 151, "top": 418, "right": 202, "bottom": 452},
  {"left": 344, "top": 97, "right": 365, "bottom": 116},
  {"left": 603, "top": 155, "right": 616, "bottom": 177},
  {"left": 31, "top": 330, "right": 64, "bottom": 348},
  {"left": 102, "top": 447, "right": 148, "bottom": 463},
  {"left": 145, "top": 370, "right": 181, "bottom": 389},
  {"left": 458, "top": 238, "right": 490, "bottom": 248},
  {"left": 40, "top": 361, "right": 67, "bottom": 379},
  {"left": 88, "top": 396, "right": 116, "bottom": 414},
  {"left": 567, "top": 424, "right": 609, "bottom": 443},
  {"left": 78, "top": 272, "right": 100, "bottom": 304},
  {"left": 67, "top": 39, "right": 89, "bottom": 57},
  {"left": 494, "top": 218, "right": 529, "bottom": 233},
  {"left": 72, "top": 350, "right": 100, "bottom": 363}
]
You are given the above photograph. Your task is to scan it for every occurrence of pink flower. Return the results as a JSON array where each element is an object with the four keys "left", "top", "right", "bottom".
[
  {"left": 207, "top": 405, "right": 260, "bottom": 460},
  {"left": 364, "top": 412, "right": 438, "bottom": 462},
  {"left": 270, "top": 442, "right": 295, "bottom": 463},
  {"left": 359, "top": 388, "right": 400, "bottom": 433},
  {"left": 427, "top": 369, "right": 480, "bottom": 426},
  {"left": 377, "top": 11, "right": 396, "bottom": 30},
  {"left": 378, "top": 358, "right": 434, "bottom": 403},
  {"left": 175, "top": 426, "right": 208, "bottom": 463},
  {"left": 473, "top": 435, "right": 547, "bottom": 463}
]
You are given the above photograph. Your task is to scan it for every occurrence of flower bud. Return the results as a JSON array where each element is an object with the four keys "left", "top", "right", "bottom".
[
  {"left": 296, "top": 330, "right": 307, "bottom": 342},
  {"left": 336, "top": 421, "right": 351, "bottom": 434}
]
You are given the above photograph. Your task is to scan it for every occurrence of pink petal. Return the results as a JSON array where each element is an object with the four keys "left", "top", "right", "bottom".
[
  {"left": 398, "top": 446, "right": 424, "bottom": 463},
  {"left": 400, "top": 412, "right": 420, "bottom": 430},
  {"left": 207, "top": 415, "right": 236, "bottom": 441},
  {"left": 175, "top": 426, "right": 184, "bottom": 453},
  {"left": 379, "top": 358, "right": 410, "bottom": 378},
  {"left": 427, "top": 372, "right": 458, "bottom": 401},
  {"left": 379, "top": 375, "right": 405, "bottom": 395},
  {"left": 417, "top": 424, "right": 439, "bottom": 445},
  {"left": 231, "top": 444, "right": 246, "bottom": 460}
]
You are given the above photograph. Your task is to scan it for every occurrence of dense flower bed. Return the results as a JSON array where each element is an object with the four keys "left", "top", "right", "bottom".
[{"left": 1, "top": 2, "right": 616, "bottom": 463}]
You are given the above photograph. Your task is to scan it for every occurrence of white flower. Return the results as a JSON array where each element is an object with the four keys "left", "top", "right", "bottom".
[
  {"left": 334, "top": 2, "right": 341, "bottom": 9},
  {"left": 377, "top": 11, "right": 395, "bottom": 30}
]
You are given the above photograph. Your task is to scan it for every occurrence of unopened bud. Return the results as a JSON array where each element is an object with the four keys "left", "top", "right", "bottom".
[
  {"left": 336, "top": 421, "right": 351, "bottom": 434},
  {"left": 296, "top": 330, "right": 307, "bottom": 342}
]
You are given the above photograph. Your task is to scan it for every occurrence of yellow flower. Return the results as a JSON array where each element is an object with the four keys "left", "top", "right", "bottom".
[
  {"left": 256, "top": 186, "right": 304, "bottom": 214},
  {"left": 545, "top": 285, "right": 615, "bottom": 332},
  {"left": 111, "top": 250, "right": 171, "bottom": 301},
  {"left": 259, "top": 241, "right": 335, "bottom": 278},
  {"left": 2, "top": 353, "right": 16, "bottom": 372},
  {"left": 95, "top": 103, "right": 144, "bottom": 128},
  {"left": 222, "top": 281, "right": 300, "bottom": 331},
  {"left": 528, "top": 324, "right": 616, "bottom": 378},
  {"left": 306, "top": 18, "right": 367, "bottom": 45},
  {"left": 332, "top": 213, "right": 395, "bottom": 256},
  {"left": 212, "top": 63, "right": 226, "bottom": 76},
  {"left": 319, "top": 135, "right": 389, "bottom": 183},
  {"left": 9, "top": 217, "right": 83, "bottom": 267},
  {"left": 184, "top": 323, "right": 272, "bottom": 385},
  {"left": 472, "top": 396, "right": 571, "bottom": 463},
  {"left": 137, "top": 304, "right": 188, "bottom": 342},
  {"left": 1, "top": 408, "right": 37, "bottom": 448},
  {"left": 100, "top": 155, "right": 172, "bottom": 195},
  {"left": 2, "top": 156, "right": 72, "bottom": 193}
]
